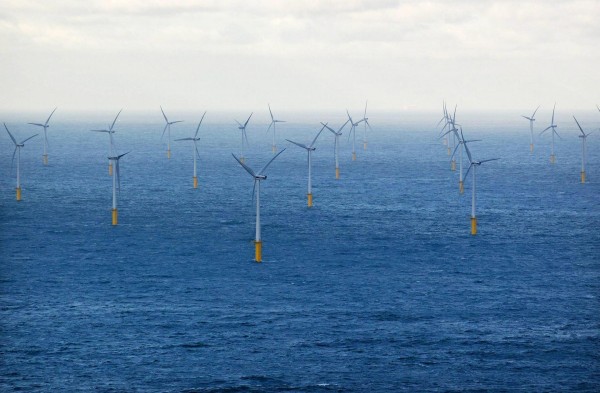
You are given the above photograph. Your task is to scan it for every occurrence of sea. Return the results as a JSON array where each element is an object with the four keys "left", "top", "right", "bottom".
[{"left": 1, "top": 110, "right": 599, "bottom": 392}]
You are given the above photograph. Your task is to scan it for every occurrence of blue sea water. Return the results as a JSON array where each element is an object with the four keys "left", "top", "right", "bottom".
[{"left": 1, "top": 111, "right": 599, "bottom": 392}]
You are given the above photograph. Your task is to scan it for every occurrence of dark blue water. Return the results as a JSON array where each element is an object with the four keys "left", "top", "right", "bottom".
[{"left": 1, "top": 113, "right": 599, "bottom": 391}]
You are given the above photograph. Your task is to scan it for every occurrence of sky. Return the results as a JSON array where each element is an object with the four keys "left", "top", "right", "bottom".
[{"left": 1, "top": 0, "right": 599, "bottom": 113}]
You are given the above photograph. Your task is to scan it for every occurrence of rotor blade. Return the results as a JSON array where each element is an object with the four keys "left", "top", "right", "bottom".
[
  {"left": 346, "top": 110, "right": 353, "bottom": 124},
  {"left": 452, "top": 105, "right": 457, "bottom": 124},
  {"left": 364, "top": 100, "right": 368, "bottom": 118},
  {"left": 554, "top": 129, "right": 562, "bottom": 140},
  {"left": 244, "top": 112, "right": 253, "bottom": 128},
  {"left": 450, "top": 143, "right": 461, "bottom": 161},
  {"left": 286, "top": 139, "right": 308, "bottom": 150},
  {"left": 116, "top": 159, "right": 121, "bottom": 192},
  {"left": 252, "top": 178, "right": 257, "bottom": 205},
  {"left": 11, "top": 147, "right": 17, "bottom": 169},
  {"left": 521, "top": 116, "right": 531, "bottom": 121},
  {"left": 573, "top": 116, "right": 585, "bottom": 136},
  {"left": 4, "top": 123, "right": 17, "bottom": 145},
  {"left": 309, "top": 124, "right": 326, "bottom": 148},
  {"left": 268, "top": 104, "right": 274, "bottom": 121},
  {"left": 257, "top": 148, "right": 286, "bottom": 176},
  {"left": 174, "top": 137, "right": 194, "bottom": 141},
  {"left": 479, "top": 158, "right": 500, "bottom": 164},
  {"left": 539, "top": 126, "right": 552, "bottom": 135},
  {"left": 45, "top": 107, "right": 57, "bottom": 126},
  {"left": 170, "top": 120, "right": 183, "bottom": 124},
  {"left": 531, "top": 105, "right": 540, "bottom": 118},
  {"left": 338, "top": 119, "right": 350, "bottom": 133},
  {"left": 243, "top": 129, "right": 249, "bottom": 146},
  {"left": 161, "top": 124, "right": 168, "bottom": 139},
  {"left": 195, "top": 111, "right": 207, "bottom": 139},
  {"left": 464, "top": 163, "right": 474, "bottom": 181},
  {"left": 551, "top": 103, "right": 556, "bottom": 124},
  {"left": 28, "top": 123, "right": 45, "bottom": 127},
  {"left": 321, "top": 122, "right": 335, "bottom": 134},
  {"left": 20, "top": 134, "right": 39, "bottom": 144},
  {"left": 91, "top": 129, "right": 110, "bottom": 132},
  {"left": 194, "top": 140, "right": 200, "bottom": 159},
  {"left": 266, "top": 121, "right": 274, "bottom": 135},
  {"left": 366, "top": 120, "right": 372, "bottom": 132},
  {"left": 117, "top": 151, "right": 130, "bottom": 159},
  {"left": 160, "top": 106, "right": 168, "bottom": 123},
  {"left": 232, "top": 153, "right": 256, "bottom": 177},
  {"left": 109, "top": 109, "right": 122, "bottom": 131}
]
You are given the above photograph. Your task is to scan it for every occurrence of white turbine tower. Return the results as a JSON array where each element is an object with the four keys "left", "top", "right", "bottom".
[
  {"left": 28, "top": 107, "right": 57, "bottom": 165},
  {"left": 521, "top": 105, "right": 540, "bottom": 153},
  {"left": 286, "top": 124, "right": 327, "bottom": 207},
  {"left": 540, "top": 104, "right": 560, "bottom": 163},
  {"left": 175, "top": 111, "right": 206, "bottom": 189},
  {"left": 5, "top": 124, "right": 38, "bottom": 201},
  {"left": 235, "top": 113, "right": 253, "bottom": 163},
  {"left": 463, "top": 140, "right": 499, "bottom": 235},
  {"left": 321, "top": 120, "right": 349, "bottom": 179},
  {"left": 347, "top": 110, "right": 363, "bottom": 161},
  {"left": 266, "top": 104, "right": 285, "bottom": 153},
  {"left": 160, "top": 106, "right": 183, "bottom": 159},
  {"left": 453, "top": 128, "right": 481, "bottom": 194},
  {"left": 573, "top": 116, "right": 593, "bottom": 184},
  {"left": 232, "top": 149, "right": 286, "bottom": 262},
  {"left": 108, "top": 152, "right": 129, "bottom": 225},
  {"left": 91, "top": 109, "right": 122, "bottom": 175},
  {"left": 361, "top": 100, "right": 372, "bottom": 150}
]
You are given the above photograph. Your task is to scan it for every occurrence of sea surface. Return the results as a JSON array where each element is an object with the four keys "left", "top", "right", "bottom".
[{"left": 1, "top": 111, "right": 599, "bottom": 391}]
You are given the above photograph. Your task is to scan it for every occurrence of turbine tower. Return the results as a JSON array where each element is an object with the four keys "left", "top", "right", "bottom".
[
  {"left": 28, "top": 107, "right": 57, "bottom": 165},
  {"left": 521, "top": 105, "right": 540, "bottom": 153},
  {"left": 108, "top": 152, "right": 129, "bottom": 225},
  {"left": 175, "top": 111, "right": 206, "bottom": 189},
  {"left": 4, "top": 123, "right": 38, "bottom": 201},
  {"left": 453, "top": 128, "right": 481, "bottom": 194},
  {"left": 267, "top": 104, "right": 285, "bottom": 153},
  {"left": 321, "top": 120, "right": 349, "bottom": 179},
  {"left": 573, "top": 116, "right": 592, "bottom": 183},
  {"left": 286, "top": 124, "right": 326, "bottom": 207},
  {"left": 347, "top": 110, "right": 363, "bottom": 161},
  {"left": 235, "top": 113, "right": 253, "bottom": 164},
  {"left": 91, "top": 109, "right": 122, "bottom": 175},
  {"left": 361, "top": 101, "right": 372, "bottom": 150},
  {"left": 540, "top": 104, "right": 559, "bottom": 164},
  {"left": 232, "top": 149, "right": 286, "bottom": 262},
  {"left": 160, "top": 106, "right": 183, "bottom": 159}
]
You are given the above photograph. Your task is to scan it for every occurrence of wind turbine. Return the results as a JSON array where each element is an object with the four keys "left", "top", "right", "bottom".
[
  {"left": 452, "top": 128, "right": 481, "bottom": 194},
  {"left": 463, "top": 139, "right": 499, "bottom": 235},
  {"left": 266, "top": 104, "right": 285, "bottom": 153},
  {"left": 91, "top": 109, "right": 122, "bottom": 175},
  {"left": 108, "top": 152, "right": 129, "bottom": 225},
  {"left": 347, "top": 110, "right": 363, "bottom": 161},
  {"left": 160, "top": 106, "right": 183, "bottom": 159},
  {"left": 573, "top": 116, "right": 592, "bottom": 183},
  {"left": 440, "top": 108, "right": 460, "bottom": 171},
  {"left": 4, "top": 123, "right": 38, "bottom": 201},
  {"left": 232, "top": 149, "right": 286, "bottom": 262},
  {"left": 235, "top": 113, "right": 253, "bottom": 163},
  {"left": 361, "top": 100, "right": 373, "bottom": 150},
  {"left": 321, "top": 120, "right": 349, "bottom": 179},
  {"left": 28, "top": 107, "right": 57, "bottom": 165},
  {"left": 437, "top": 101, "right": 450, "bottom": 147},
  {"left": 286, "top": 124, "right": 327, "bottom": 207},
  {"left": 521, "top": 105, "right": 540, "bottom": 153},
  {"left": 540, "top": 103, "right": 560, "bottom": 163},
  {"left": 175, "top": 111, "right": 206, "bottom": 189}
]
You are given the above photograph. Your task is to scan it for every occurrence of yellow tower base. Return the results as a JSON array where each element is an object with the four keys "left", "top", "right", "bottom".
[
  {"left": 581, "top": 171, "right": 586, "bottom": 184},
  {"left": 335, "top": 167, "right": 340, "bottom": 179},
  {"left": 459, "top": 180, "right": 464, "bottom": 194},
  {"left": 112, "top": 208, "right": 118, "bottom": 226},
  {"left": 272, "top": 145, "right": 276, "bottom": 153},
  {"left": 471, "top": 217, "right": 477, "bottom": 235},
  {"left": 193, "top": 176, "right": 198, "bottom": 189},
  {"left": 109, "top": 163, "right": 113, "bottom": 176},
  {"left": 352, "top": 152, "right": 356, "bottom": 161},
  {"left": 550, "top": 154, "right": 555, "bottom": 164},
  {"left": 167, "top": 149, "right": 171, "bottom": 159},
  {"left": 530, "top": 144, "right": 534, "bottom": 153},
  {"left": 16, "top": 187, "right": 21, "bottom": 201},
  {"left": 254, "top": 240, "right": 262, "bottom": 262},
  {"left": 451, "top": 160, "right": 456, "bottom": 171},
  {"left": 363, "top": 142, "right": 367, "bottom": 150},
  {"left": 240, "top": 157, "right": 245, "bottom": 164},
  {"left": 447, "top": 147, "right": 451, "bottom": 156},
  {"left": 307, "top": 193, "right": 313, "bottom": 207},
  {"left": 43, "top": 154, "right": 48, "bottom": 165}
]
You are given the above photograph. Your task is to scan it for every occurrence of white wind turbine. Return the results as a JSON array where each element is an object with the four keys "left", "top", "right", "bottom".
[
  {"left": 175, "top": 111, "right": 206, "bottom": 189},
  {"left": 108, "top": 151, "right": 129, "bottom": 226},
  {"left": 160, "top": 106, "right": 183, "bottom": 159},
  {"left": 91, "top": 109, "right": 122, "bottom": 175},
  {"left": 540, "top": 104, "right": 560, "bottom": 163},
  {"left": 440, "top": 107, "right": 460, "bottom": 171},
  {"left": 573, "top": 116, "right": 593, "bottom": 184},
  {"left": 463, "top": 139, "right": 499, "bottom": 235},
  {"left": 286, "top": 124, "right": 327, "bottom": 207},
  {"left": 321, "top": 120, "right": 349, "bottom": 179},
  {"left": 266, "top": 104, "right": 285, "bottom": 153},
  {"left": 232, "top": 149, "right": 286, "bottom": 262},
  {"left": 346, "top": 110, "right": 363, "bottom": 161},
  {"left": 235, "top": 113, "right": 253, "bottom": 163},
  {"left": 521, "top": 105, "right": 540, "bottom": 153},
  {"left": 453, "top": 128, "right": 481, "bottom": 194},
  {"left": 437, "top": 101, "right": 450, "bottom": 147},
  {"left": 361, "top": 100, "right": 373, "bottom": 150},
  {"left": 28, "top": 107, "right": 57, "bottom": 165},
  {"left": 4, "top": 123, "right": 38, "bottom": 201}
]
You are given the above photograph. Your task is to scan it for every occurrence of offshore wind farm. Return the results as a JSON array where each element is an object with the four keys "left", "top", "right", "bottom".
[{"left": 1, "top": 1, "right": 599, "bottom": 392}]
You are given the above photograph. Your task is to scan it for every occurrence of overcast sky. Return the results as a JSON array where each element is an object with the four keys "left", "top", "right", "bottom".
[{"left": 1, "top": 0, "right": 599, "bottom": 113}]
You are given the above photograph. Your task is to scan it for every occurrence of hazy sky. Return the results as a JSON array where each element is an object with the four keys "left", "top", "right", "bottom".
[{"left": 1, "top": 0, "right": 599, "bottom": 113}]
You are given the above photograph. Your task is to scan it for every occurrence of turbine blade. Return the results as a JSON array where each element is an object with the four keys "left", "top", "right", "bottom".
[
  {"left": 321, "top": 122, "right": 335, "bottom": 134},
  {"left": 532, "top": 105, "right": 540, "bottom": 118},
  {"left": 11, "top": 147, "right": 17, "bottom": 169},
  {"left": 117, "top": 151, "right": 129, "bottom": 159},
  {"left": 450, "top": 143, "right": 460, "bottom": 160},
  {"left": 109, "top": 108, "right": 122, "bottom": 131},
  {"left": 28, "top": 123, "right": 45, "bottom": 127},
  {"left": 573, "top": 116, "right": 585, "bottom": 136},
  {"left": 479, "top": 158, "right": 500, "bottom": 164},
  {"left": 244, "top": 112, "right": 253, "bottom": 128},
  {"left": 338, "top": 119, "right": 350, "bottom": 132},
  {"left": 174, "top": 137, "right": 193, "bottom": 141},
  {"left": 539, "top": 126, "right": 551, "bottom": 135},
  {"left": 252, "top": 179, "right": 257, "bottom": 205},
  {"left": 116, "top": 159, "right": 121, "bottom": 192},
  {"left": 243, "top": 129, "right": 249, "bottom": 146},
  {"left": 286, "top": 139, "right": 308, "bottom": 150},
  {"left": 160, "top": 106, "right": 169, "bottom": 123},
  {"left": 171, "top": 120, "right": 183, "bottom": 124},
  {"left": 464, "top": 163, "right": 473, "bottom": 181},
  {"left": 309, "top": 124, "right": 326, "bottom": 148},
  {"left": 194, "top": 140, "right": 200, "bottom": 159},
  {"left": 346, "top": 110, "right": 353, "bottom": 124},
  {"left": 20, "top": 134, "right": 39, "bottom": 144},
  {"left": 45, "top": 107, "right": 57, "bottom": 126},
  {"left": 266, "top": 121, "right": 274, "bottom": 135},
  {"left": 257, "top": 148, "right": 286, "bottom": 176},
  {"left": 91, "top": 129, "right": 109, "bottom": 132},
  {"left": 195, "top": 111, "right": 207, "bottom": 139},
  {"left": 161, "top": 124, "right": 168, "bottom": 139},
  {"left": 364, "top": 100, "right": 368, "bottom": 118},
  {"left": 4, "top": 123, "right": 17, "bottom": 145},
  {"left": 268, "top": 104, "right": 274, "bottom": 121},
  {"left": 232, "top": 153, "right": 256, "bottom": 177},
  {"left": 551, "top": 103, "right": 556, "bottom": 124},
  {"left": 235, "top": 120, "right": 243, "bottom": 127}
]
